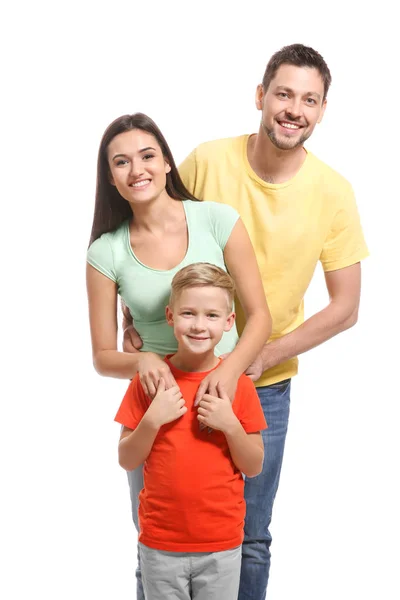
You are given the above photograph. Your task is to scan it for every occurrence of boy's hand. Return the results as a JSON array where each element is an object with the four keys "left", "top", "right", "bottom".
[
  {"left": 146, "top": 378, "right": 187, "bottom": 429},
  {"left": 197, "top": 383, "right": 239, "bottom": 434}
]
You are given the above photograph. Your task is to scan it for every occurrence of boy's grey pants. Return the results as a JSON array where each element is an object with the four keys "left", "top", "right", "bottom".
[{"left": 139, "top": 542, "right": 242, "bottom": 600}]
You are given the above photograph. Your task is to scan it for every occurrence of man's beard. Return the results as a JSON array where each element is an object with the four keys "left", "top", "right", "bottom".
[{"left": 261, "top": 119, "right": 311, "bottom": 150}]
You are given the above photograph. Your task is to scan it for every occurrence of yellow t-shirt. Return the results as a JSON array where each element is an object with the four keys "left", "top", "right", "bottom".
[{"left": 179, "top": 134, "right": 369, "bottom": 387}]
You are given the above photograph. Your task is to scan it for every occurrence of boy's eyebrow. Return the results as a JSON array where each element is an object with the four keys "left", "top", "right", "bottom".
[{"left": 179, "top": 306, "right": 223, "bottom": 312}]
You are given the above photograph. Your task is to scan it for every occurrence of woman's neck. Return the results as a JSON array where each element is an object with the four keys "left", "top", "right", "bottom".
[{"left": 129, "top": 192, "right": 183, "bottom": 233}]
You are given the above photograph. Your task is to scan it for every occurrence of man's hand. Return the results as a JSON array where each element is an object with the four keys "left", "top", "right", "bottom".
[
  {"left": 146, "top": 378, "right": 187, "bottom": 428},
  {"left": 123, "top": 325, "right": 143, "bottom": 353},
  {"left": 197, "top": 383, "right": 239, "bottom": 434},
  {"left": 245, "top": 353, "right": 264, "bottom": 381},
  {"left": 138, "top": 353, "right": 178, "bottom": 398}
]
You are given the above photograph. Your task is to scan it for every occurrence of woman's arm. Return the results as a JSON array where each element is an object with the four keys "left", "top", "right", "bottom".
[
  {"left": 87, "top": 264, "right": 176, "bottom": 393},
  {"left": 195, "top": 219, "right": 271, "bottom": 401}
]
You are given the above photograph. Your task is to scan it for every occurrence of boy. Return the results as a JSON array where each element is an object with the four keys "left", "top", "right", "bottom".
[{"left": 115, "top": 263, "right": 267, "bottom": 600}]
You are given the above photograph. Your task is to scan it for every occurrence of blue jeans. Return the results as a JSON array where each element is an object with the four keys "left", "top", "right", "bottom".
[
  {"left": 238, "top": 380, "right": 291, "bottom": 600},
  {"left": 128, "top": 379, "right": 291, "bottom": 600}
]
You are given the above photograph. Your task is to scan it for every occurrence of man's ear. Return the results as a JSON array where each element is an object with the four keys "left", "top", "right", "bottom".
[
  {"left": 223, "top": 312, "right": 236, "bottom": 332},
  {"left": 255, "top": 84, "right": 264, "bottom": 111},
  {"left": 165, "top": 305, "right": 174, "bottom": 326}
]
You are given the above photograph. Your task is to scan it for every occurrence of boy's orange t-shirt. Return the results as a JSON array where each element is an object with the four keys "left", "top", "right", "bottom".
[{"left": 115, "top": 357, "right": 267, "bottom": 552}]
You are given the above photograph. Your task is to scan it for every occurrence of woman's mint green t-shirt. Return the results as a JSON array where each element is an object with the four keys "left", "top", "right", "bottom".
[{"left": 87, "top": 200, "right": 240, "bottom": 356}]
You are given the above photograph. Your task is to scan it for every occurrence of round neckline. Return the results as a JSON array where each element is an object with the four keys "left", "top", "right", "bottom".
[
  {"left": 242, "top": 134, "right": 311, "bottom": 190},
  {"left": 125, "top": 200, "right": 191, "bottom": 274},
  {"left": 164, "top": 355, "right": 222, "bottom": 379}
]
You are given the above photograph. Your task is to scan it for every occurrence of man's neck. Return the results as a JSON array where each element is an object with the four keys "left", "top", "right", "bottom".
[
  {"left": 169, "top": 349, "right": 219, "bottom": 373},
  {"left": 247, "top": 129, "right": 307, "bottom": 184}
]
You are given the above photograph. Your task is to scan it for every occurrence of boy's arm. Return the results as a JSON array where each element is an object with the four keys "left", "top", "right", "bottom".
[
  {"left": 197, "top": 382, "right": 265, "bottom": 478},
  {"left": 224, "top": 428, "right": 264, "bottom": 478},
  {"left": 117, "top": 378, "right": 187, "bottom": 471},
  {"left": 118, "top": 419, "right": 160, "bottom": 471}
]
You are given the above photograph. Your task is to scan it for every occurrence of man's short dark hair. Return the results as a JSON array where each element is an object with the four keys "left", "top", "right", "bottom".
[{"left": 262, "top": 44, "right": 332, "bottom": 100}]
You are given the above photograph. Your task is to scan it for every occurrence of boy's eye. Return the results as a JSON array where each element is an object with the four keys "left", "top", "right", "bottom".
[
  {"left": 182, "top": 311, "right": 193, "bottom": 316},
  {"left": 208, "top": 313, "right": 219, "bottom": 318}
]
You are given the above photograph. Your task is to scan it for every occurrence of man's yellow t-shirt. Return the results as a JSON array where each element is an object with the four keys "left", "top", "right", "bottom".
[{"left": 179, "top": 134, "right": 369, "bottom": 387}]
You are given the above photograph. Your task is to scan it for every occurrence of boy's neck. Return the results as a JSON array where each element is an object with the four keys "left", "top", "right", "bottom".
[{"left": 169, "top": 349, "right": 219, "bottom": 373}]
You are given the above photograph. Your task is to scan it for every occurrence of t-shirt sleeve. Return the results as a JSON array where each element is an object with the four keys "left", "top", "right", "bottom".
[
  {"left": 179, "top": 149, "right": 198, "bottom": 195},
  {"left": 207, "top": 201, "right": 240, "bottom": 250},
  {"left": 234, "top": 375, "right": 267, "bottom": 433},
  {"left": 114, "top": 375, "right": 150, "bottom": 430},
  {"left": 87, "top": 235, "right": 117, "bottom": 282},
  {"left": 320, "top": 183, "right": 369, "bottom": 272}
]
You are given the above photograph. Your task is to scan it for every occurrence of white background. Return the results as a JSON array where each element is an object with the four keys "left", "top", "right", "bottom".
[{"left": 2, "top": 1, "right": 399, "bottom": 599}]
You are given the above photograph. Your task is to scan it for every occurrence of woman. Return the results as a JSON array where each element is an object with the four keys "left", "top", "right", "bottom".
[
  {"left": 86, "top": 112, "right": 271, "bottom": 599},
  {"left": 87, "top": 113, "right": 271, "bottom": 398}
]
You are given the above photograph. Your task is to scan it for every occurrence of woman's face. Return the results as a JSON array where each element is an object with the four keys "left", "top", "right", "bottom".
[{"left": 107, "top": 129, "right": 171, "bottom": 205}]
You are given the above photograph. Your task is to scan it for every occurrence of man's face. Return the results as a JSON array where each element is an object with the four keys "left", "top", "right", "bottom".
[{"left": 257, "top": 64, "right": 327, "bottom": 150}]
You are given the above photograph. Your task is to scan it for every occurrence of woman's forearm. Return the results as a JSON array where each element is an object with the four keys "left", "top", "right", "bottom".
[
  {"left": 93, "top": 349, "right": 144, "bottom": 379},
  {"left": 224, "top": 309, "right": 272, "bottom": 376}
]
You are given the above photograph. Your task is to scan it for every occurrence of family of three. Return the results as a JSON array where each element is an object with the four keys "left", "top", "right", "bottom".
[{"left": 86, "top": 43, "right": 368, "bottom": 600}]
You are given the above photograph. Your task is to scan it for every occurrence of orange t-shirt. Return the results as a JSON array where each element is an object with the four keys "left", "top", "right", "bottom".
[{"left": 115, "top": 357, "right": 267, "bottom": 552}]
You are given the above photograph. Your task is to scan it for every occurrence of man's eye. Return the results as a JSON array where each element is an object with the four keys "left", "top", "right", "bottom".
[
  {"left": 278, "top": 92, "right": 288, "bottom": 98},
  {"left": 306, "top": 98, "right": 316, "bottom": 105}
]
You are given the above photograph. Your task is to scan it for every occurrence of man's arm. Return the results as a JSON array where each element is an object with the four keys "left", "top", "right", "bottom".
[{"left": 261, "top": 262, "right": 361, "bottom": 372}]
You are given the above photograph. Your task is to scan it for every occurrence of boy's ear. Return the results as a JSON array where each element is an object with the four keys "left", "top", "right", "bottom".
[
  {"left": 165, "top": 305, "right": 174, "bottom": 326},
  {"left": 223, "top": 312, "right": 236, "bottom": 332}
]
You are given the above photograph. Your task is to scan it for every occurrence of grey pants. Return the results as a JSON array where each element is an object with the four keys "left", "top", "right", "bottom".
[{"left": 139, "top": 542, "right": 242, "bottom": 600}]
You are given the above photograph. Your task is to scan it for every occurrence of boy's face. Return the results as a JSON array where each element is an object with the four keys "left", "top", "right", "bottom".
[{"left": 166, "top": 286, "right": 235, "bottom": 355}]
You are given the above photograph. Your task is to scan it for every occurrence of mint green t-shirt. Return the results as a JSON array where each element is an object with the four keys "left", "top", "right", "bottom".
[{"left": 87, "top": 200, "right": 240, "bottom": 356}]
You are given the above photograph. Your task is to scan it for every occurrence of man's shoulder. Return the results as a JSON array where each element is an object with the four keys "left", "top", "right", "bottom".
[{"left": 194, "top": 135, "right": 247, "bottom": 162}]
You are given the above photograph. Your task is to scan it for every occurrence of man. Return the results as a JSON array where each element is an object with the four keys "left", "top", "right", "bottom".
[{"left": 124, "top": 43, "right": 368, "bottom": 599}]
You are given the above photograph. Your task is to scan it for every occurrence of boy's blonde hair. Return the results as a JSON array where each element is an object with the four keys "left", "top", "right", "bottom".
[{"left": 169, "top": 263, "right": 235, "bottom": 309}]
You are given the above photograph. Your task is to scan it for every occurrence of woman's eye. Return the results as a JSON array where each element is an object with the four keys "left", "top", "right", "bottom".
[
  {"left": 143, "top": 154, "right": 155, "bottom": 160},
  {"left": 116, "top": 159, "right": 128, "bottom": 166}
]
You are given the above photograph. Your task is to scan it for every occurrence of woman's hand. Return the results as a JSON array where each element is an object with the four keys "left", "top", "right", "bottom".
[
  {"left": 138, "top": 353, "right": 178, "bottom": 398},
  {"left": 195, "top": 360, "right": 240, "bottom": 406}
]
